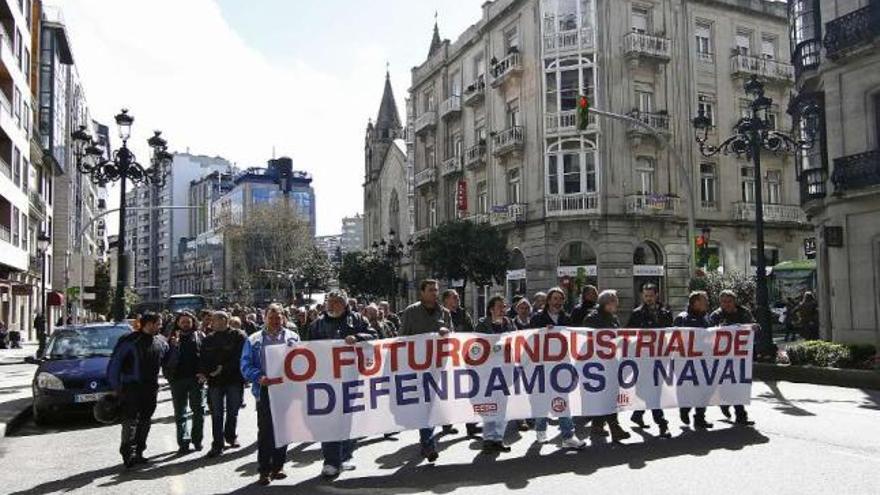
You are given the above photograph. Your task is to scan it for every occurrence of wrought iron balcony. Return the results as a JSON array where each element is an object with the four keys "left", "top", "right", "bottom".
[
  {"left": 29, "top": 191, "right": 46, "bottom": 218},
  {"left": 729, "top": 54, "right": 794, "bottom": 84},
  {"left": 627, "top": 110, "right": 670, "bottom": 135},
  {"left": 543, "top": 27, "right": 595, "bottom": 55},
  {"left": 465, "top": 213, "right": 490, "bottom": 225},
  {"left": 832, "top": 150, "right": 880, "bottom": 192},
  {"left": 732, "top": 202, "right": 807, "bottom": 224},
  {"left": 545, "top": 110, "right": 596, "bottom": 136},
  {"left": 439, "top": 95, "right": 461, "bottom": 120},
  {"left": 463, "top": 75, "right": 486, "bottom": 107},
  {"left": 490, "top": 52, "right": 522, "bottom": 88},
  {"left": 414, "top": 166, "right": 437, "bottom": 188},
  {"left": 545, "top": 192, "right": 599, "bottom": 217},
  {"left": 464, "top": 144, "right": 487, "bottom": 170},
  {"left": 414, "top": 110, "right": 436, "bottom": 135},
  {"left": 440, "top": 156, "right": 462, "bottom": 177},
  {"left": 490, "top": 203, "right": 527, "bottom": 225},
  {"left": 625, "top": 194, "right": 679, "bottom": 215},
  {"left": 492, "top": 126, "right": 524, "bottom": 157},
  {"left": 623, "top": 32, "right": 671, "bottom": 63},
  {"left": 824, "top": 0, "right": 880, "bottom": 60}
]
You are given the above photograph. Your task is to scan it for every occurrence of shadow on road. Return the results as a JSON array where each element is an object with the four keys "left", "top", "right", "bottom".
[{"left": 225, "top": 427, "right": 769, "bottom": 494}]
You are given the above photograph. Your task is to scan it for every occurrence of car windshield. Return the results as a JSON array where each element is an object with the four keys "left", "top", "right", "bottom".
[{"left": 45, "top": 326, "right": 131, "bottom": 359}]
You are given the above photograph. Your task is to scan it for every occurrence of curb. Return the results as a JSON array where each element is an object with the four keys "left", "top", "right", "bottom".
[
  {"left": 0, "top": 398, "right": 32, "bottom": 439},
  {"left": 754, "top": 363, "right": 880, "bottom": 390}
]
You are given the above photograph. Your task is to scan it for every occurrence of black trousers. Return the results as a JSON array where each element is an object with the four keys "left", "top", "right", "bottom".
[
  {"left": 119, "top": 383, "right": 159, "bottom": 460},
  {"left": 680, "top": 407, "right": 707, "bottom": 420},
  {"left": 257, "top": 387, "right": 288, "bottom": 475},
  {"left": 631, "top": 409, "right": 667, "bottom": 425}
]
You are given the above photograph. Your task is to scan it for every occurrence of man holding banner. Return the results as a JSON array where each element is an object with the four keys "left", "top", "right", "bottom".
[
  {"left": 399, "top": 279, "right": 452, "bottom": 462},
  {"left": 308, "top": 290, "right": 378, "bottom": 477},
  {"left": 675, "top": 291, "right": 715, "bottom": 430}
]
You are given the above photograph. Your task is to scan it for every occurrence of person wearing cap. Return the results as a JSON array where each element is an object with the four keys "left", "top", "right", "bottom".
[{"left": 200, "top": 310, "right": 248, "bottom": 458}]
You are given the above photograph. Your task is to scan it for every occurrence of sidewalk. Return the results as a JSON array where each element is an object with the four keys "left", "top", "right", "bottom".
[{"left": 0, "top": 343, "right": 38, "bottom": 438}]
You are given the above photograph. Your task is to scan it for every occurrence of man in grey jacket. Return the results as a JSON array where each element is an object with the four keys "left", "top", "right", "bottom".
[{"left": 399, "top": 279, "right": 452, "bottom": 463}]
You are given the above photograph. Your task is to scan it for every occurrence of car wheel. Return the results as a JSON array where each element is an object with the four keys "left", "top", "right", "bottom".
[{"left": 32, "top": 404, "right": 52, "bottom": 425}]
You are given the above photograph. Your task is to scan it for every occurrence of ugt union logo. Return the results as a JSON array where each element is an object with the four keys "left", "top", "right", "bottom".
[{"left": 551, "top": 397, "right": 567, "bottom": 413}]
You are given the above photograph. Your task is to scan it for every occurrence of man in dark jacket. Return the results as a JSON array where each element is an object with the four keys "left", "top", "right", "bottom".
[
  {"left": 399, "top": 279, "right": 452, "bottom": 463},
  {"left": 529, "top": 288, "right": 570, "bottom": 327},
  {"left": 675, "top": 291, "right": 713, "bottom": 429},
  {"left": 200, "top": 311, "right": 248, "bottom": 457},
  {"left": 378, "top": 301, "right": 400, "bottom": 335},
  {"left": 164, "top": 311, "right": 205, "bottom": 453},
  {"left": 569, "top": 285, "right": 599, "bottom": 326},
  {"left": 584, "top": 290, "right": 632, "bottom": 443},
  {"left": 309, "top": 290, "right": 377, "bottom": 477},
  {"left": 627, "top": 284, "right": 673, "bottom": 438},
  {"left": 107, "top": 312, "right": 169, "bottom": 468},
  {"left": 709, "top": 290, "right": 756, "bottom": 426},
  {"left": 442, "top": 289, "right": 474, "bottom": 333}
]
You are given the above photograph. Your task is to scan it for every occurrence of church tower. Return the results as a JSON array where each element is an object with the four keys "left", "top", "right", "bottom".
[{"left": 364, "top": 70, "right": 403, "bottom": 247}]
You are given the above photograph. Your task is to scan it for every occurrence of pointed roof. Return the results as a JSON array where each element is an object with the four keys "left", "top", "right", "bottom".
[
  {"left": 428, "top": 20, "right": 442, "bottom": 57},
  {"left": 375, "top": 71, "right": 401, "bottom": 136}
]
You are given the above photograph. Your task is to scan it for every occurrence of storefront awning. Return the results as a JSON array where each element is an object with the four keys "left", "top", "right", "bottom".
[{"left": 47, "top": 291, "right": 65, "bottom": 306}]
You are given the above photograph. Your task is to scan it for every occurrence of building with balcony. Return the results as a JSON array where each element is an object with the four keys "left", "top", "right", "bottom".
[
  {"left": 341, "top": 214, "right": 364, "bottom": 253},
  {"left": 383, "top": 0, "right": 807, "bottom": 321},
  {"left": 789, "top": 0, "right": 880, "bottom": 345}
]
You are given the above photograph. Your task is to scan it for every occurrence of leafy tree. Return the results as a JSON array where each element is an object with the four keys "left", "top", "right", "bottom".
[
  {"left": 300, "top": 245, "right": 335, "bottom": 293},
  {"left": 338, "top": 251, "right": 396, "bottom": 300},
  {"left": 415, "top": 219, "right": 510, "bottom": 294},
  {"left": 84, "top": 260, "right": 111, "bottom": 316},
  {"left": 688, "top": 270, "right": 757, "bottom": 309}
]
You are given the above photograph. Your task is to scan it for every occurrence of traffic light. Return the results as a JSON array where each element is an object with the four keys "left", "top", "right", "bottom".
[{"left": 577, "top": 94, "right": 590, "bottom": 131}]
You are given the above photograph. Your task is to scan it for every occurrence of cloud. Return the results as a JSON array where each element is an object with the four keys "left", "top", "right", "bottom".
[{"left": 50, "top": 0, "right": 396, "bottom": 236}]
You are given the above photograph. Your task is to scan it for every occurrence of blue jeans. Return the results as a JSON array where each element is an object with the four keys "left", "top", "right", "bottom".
[
  {"left": 482, "top": 420, "right": 508, "bottom": 442},
  {"left": 321, "top": 439, "right": 355, "bottom": 468},
  {"left": 208, "top": 384, "right": 243, "bottom": 449},
  {"left": 257, "top": 387, "right": 287, "bottom": 475},
  {"left": 419, "top": 427, "right": 435, "bottom": 449},
  {"left": 170, "top": 378, "right": 205, "bottom": 448},
  {"left": 534, "top": 416, "right": 575, "bottom": 439}
]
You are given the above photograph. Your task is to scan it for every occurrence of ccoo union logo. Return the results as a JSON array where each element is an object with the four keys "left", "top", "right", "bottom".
[
  {"left": 473, "top": 403, "right": 498, "bottom": 416},
  {"left": 551, "top": 397, "right": 567, "bottom": 413}
]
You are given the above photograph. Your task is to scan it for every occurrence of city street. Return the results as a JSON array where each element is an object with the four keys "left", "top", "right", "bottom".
[{"left": 0, "top": 379, "right": 877, "bottom": 495}]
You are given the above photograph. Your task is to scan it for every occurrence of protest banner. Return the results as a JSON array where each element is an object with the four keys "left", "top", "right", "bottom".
[{"left": 264, "top": 325, "right": 754, "bottom": 444}]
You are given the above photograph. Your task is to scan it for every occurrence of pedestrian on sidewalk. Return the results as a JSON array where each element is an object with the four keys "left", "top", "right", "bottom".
[
  {"left": 709, "top": 290, "right": 756, "bottom": 426},
  {"left": 584, "top": 290, "right": 632, "bottom": 443},
  {"left": 309, "top": 290, "right": 377, "bottom": 478},
  {"left": 675, "top": 291, "right": 714, "bottom": 430},
  {"left": 107, "top": 312, "right": 169, "bottom": 468},
  {"left": 163, "top": 311, "right": 206, "bottom": 453},
  {"left": 399, "top": 279, "right": 452, "bottom": 463},
  {"left": 201, "top": 310, "right": 247, "bottom": 458},
  {"left": 475, "top": 295, "right": 516, "bottom": 453},
  {"left": 240, "top": 303, "right": 299, "bottom": 486},
  {"left": 627, "top": 284, "right": 673, "bottom": 438}
]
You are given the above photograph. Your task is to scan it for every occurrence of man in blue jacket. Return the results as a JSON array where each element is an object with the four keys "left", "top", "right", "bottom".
[
  {"left": 309, "top": 290, "right": 377, "bottom": 477},
  {"left": 240, "top": 304, "right": 300, "bottom": 486},
  {"left": 107, "top": 312, "right": 169, "bottom": 468}
]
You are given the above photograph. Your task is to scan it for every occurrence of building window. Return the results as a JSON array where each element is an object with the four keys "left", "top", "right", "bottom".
[
  {"left": 563, "top": 153, "right": 581, "bottom": 194},
  {"left": 425, "top": 146, "right": 435, "bottom": 169},
  {"left": 508, "top": 169, "right": 521, "bottom": 204},
  {"left": 700, "top": 163, "right": 717, "bottom": 209},
  {"left": 874, "top": 93, "right": 880, "bottom": 148},
  {"left": 473, "top": 53, "right": 484, "bottom": 81},
  {"left": 12, "top": 147, "right": 20, "bottom": 187},
  {"left": 13, "top": 87, "right": 21, "bottom": 128},
  {"left": 631, "top": 7, "right": 649, "bottom": 34},
  {"left": 422, "top": 89, "right": 435, "bottom": 113},
  {"left": 477, "top": 181, "right": 488, "bottom": 214},
  {"left": 698, "top": 94, "right": 715, "bottom": 126},
  {"left": 636, "top": 89, "right": 654, "bottom": 113},
  {"left": 545, "top": 58, "right": 594, "bottom": 115},
  {"left": 761, "top": 36, "right": 776, "bottom": 59},
  {"left": 741, "top": 167, "right": 756, "bottom": 202},
  {"left": 506, "top": 99, "right": 520, "bottom": 127},
  {"left": 504, "top": 25, "right": 519, "bottom": 52},
  {"left": 12, "top": 207, "right": 18, "bottom": 247},
  {"left": 695, "top": 22, "right": 713, "bottom": 62},
  {"left": 766, "top": 170, "right": 782, "bottom": 204},
  {"left": 635, "top": 157, "right": 655, "bottom": 194},
  {"left": 735, "top": 30, "right": 751, "bottom": 56},
  {"left": 548, "top": 155, "right": 559, "bottom": 195}
]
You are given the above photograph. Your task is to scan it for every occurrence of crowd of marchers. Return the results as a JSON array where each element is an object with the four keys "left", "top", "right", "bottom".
[{"left": 105, "top": 279, "right": 810, "bottom": 487}]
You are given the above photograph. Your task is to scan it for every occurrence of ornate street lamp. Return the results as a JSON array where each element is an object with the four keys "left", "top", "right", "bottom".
[
  {"left": 70, "top": 109, "right": 173, "bottom": 322},
  {"left": 692, "top": 75, "right": 819, "bottom": 357},
  {"left": 36, "top": 231, "right": 51, "bottom": 354},
  {"left": 373, "top": 230, "right": 414, "bottom": 309}
]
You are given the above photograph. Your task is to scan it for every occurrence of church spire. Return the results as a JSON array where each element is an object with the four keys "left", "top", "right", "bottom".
[
  {"left": 374, "top": 70, "right": 401, "bottom": 139},
  {"left": 428, "top": 13, "right": 442, "bottom": 57}
]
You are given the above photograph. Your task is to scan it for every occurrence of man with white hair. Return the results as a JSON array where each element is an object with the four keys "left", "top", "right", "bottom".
[{"left": 309, "top": 290, "right": 377, "bottom": 477}]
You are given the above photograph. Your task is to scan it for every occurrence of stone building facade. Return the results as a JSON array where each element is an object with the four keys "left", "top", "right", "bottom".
[
  {"left": 790, "top": 0, "right": 880, "bottom": 345},
  {"left": 402, "top": 0, "right": 811, "bottom": 319}
]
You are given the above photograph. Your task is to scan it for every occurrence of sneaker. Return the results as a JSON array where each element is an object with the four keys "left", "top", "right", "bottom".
[
  {"left": 226, "top": 438, "right": 240, "bottom": 448},
  {"left": 420, "top": 446, "right": 439, "bottom": 463},
  {"left": 321, "top": 464, "right": 340, "bottom": 477},
  {"left": 270, "top": 470, "right": 287, "bottom": 480},
  {"left": 257, "top": 474, "right": 271, "bottom": 486},
  {"left": 694, "top": 419, "right": 714, "bottom": 430},
  {"left": 341, "top": 462, "right": 356, "bottom": 471},
  {"left": 561, "top": 436, "right": 586, "bottom": 450},
  {"left": 535, "top": 430, "right": 548, "bottom": 443},
  {"left": 720, "top": 406, "right": 732, "bottom": 419}
]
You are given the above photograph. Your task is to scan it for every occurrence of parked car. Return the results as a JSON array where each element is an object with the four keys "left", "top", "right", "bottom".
[{"left": 26, "top": 323, "right": 132, "bottom": 424}]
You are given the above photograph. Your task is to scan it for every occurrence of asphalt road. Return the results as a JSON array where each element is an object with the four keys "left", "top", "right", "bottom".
[{"left": 0, "top": 380, "right": 877, "bottom": 495}]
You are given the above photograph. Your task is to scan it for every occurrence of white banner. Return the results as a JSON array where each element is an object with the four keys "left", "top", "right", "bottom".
[{"left": 265, "top": 326, "right": 754, "bottom": 444}]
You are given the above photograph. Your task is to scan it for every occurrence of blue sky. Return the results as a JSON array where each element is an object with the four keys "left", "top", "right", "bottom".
[{"left": 51, "top": 0, "right": 483, "bottom": 236}]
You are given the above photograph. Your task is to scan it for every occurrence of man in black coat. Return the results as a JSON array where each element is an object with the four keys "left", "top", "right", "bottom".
[
  {"left": 200, "top": 311, "right": 248, "bottom": 457},
  {"left": 675, "top": 291, "right": 713, "bottom": 429},
  {"left": 626, "top": 284, "right": 673, "bottom": 438},
  {"left": 709, "top": 290, "right": 756, "bottom": 426},
  {"left": 569, "top": 285, "right": 599, "bottom": 326},
  {"left": 530, "top": 288, "right": 570, "bottom": 327}
]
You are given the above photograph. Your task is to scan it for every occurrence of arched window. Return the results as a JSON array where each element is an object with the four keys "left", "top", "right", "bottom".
[
  {"left": 559, "top": 241, "right": 597, "bottom": 266},
  {"left": 633, "top": 241, "right": 663, "bottom": 266},
  {"left": 389, "top": 190, "right": 400, "bottom": 236},
  {"left": 510, "top": 248, "right": 526, "bottom": 270},
  {"left": 507, "top": 248, "right": 528, "bottom": 298}
]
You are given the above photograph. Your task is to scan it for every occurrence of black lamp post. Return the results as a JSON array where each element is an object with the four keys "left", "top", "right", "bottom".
[
  {"left": 372, "top": 230, "right": 414, "bottom": 310},
  {"left": 71, "top": 109, "right": 173, "bottom": 322},
  {"left": 692, "top": 75, "right": 818, "bottom": 357},
  {"left": 36, "top": 231, "right": 50, "bottom": 354}
]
